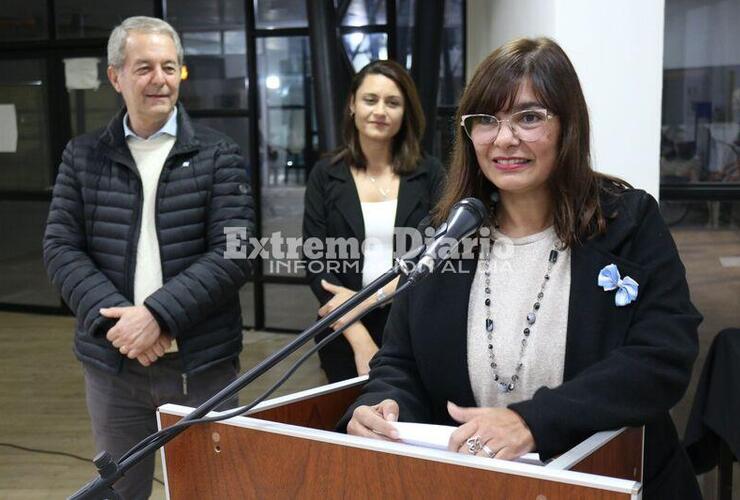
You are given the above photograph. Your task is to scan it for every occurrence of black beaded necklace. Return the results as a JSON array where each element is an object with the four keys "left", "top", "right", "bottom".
[{"left": 482, "top": 234, "right": 560, "bottom": 393}]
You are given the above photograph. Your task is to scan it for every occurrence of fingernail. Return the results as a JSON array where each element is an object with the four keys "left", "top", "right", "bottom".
[
  {"left": 389, "top": 429, "right": 399, "bottom": 439},
  {"left": 386, "top": 413, "right": 397, "bottom": 422}
]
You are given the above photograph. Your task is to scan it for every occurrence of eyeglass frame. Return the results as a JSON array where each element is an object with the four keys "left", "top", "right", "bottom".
[{"left": 460, "top": 108, "right": 555, "bottom": 144}]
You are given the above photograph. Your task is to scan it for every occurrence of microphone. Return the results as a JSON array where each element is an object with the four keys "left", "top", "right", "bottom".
[{"left": 409, "top": 197, "right": 487, "bottom": 282}]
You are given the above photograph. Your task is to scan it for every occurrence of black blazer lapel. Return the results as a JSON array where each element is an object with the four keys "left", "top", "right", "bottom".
[
  {"left": 328, "top": 162, "right": 365, "bottom": 241},
  {"left": 564, "top": 242, "right": 646, "bottom": 380},
  {"left": 395, "top": 167, "right": 426, "bottom": 228}
]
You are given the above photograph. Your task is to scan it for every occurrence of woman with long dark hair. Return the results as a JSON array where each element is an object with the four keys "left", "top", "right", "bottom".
[
  {"left": 342, "top": 38, "right": 701, "bottom": 499},
  {"left": 303, "top": 60, "right": 444, "bottom": 383}
]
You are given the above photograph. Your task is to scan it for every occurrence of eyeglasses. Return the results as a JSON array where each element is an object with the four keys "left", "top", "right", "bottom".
[{"left": 461, "top": 108, "right": 554, "bottom": 145}]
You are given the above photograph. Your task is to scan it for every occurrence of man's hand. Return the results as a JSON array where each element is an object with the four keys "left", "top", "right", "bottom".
[
  {"left": 135, "top": 334, "right": 173, "bottom": 367},
  {"left": 102, "top": 305, "right": 161, "bottom": 359}
]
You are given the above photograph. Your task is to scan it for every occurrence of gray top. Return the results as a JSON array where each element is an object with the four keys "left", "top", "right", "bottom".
[{"left": 467, "top": 226, "right": 571, "bottom": 408}]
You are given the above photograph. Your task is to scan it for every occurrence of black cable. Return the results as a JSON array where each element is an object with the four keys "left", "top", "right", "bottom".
[
  {"left": 0, "top": 442, "right": 164, "bottom": 485},
  {"left": 118, "top": 280, "right": 411, "bottom": 464}
]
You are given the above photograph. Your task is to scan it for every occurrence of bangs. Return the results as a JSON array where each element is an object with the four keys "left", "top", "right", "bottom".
[
  {"left": 461, "top": 57, "right": 558, "bottom": 116},
  {"left": 468, "top": 70, "right": 524, "bottom": 116}
]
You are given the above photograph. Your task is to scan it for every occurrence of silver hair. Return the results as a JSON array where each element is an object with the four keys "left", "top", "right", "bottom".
[{"left": 107, "top": 16, "right": 184, "bottom": 69}]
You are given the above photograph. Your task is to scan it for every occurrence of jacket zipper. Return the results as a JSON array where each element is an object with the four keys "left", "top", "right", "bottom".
[{"left": 124, "top": 175, "right": 144, "bottom": 300}]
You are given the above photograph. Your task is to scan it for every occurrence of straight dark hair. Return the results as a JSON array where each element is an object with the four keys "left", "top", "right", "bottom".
[
  {"left": 433, "top": 37, "right": 629, "bottom": 247},
  {"left": 331, "top": 59, "right": 425, "bottom": 175}
]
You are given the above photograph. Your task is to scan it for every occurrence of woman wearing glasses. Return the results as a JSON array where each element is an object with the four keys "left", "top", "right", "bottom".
[
  {"left": 341, "top": 38, "right": 701, "bottom": 498},
  {"left": 303, "top": 60, "right": 444, "bottom": 383}
]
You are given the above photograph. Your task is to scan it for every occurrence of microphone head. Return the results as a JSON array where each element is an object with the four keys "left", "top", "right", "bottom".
[
  {"left": 451, "top": 197, "right": 487, "bottom": 224},
  {"left": 408, "top": 197, "right": 487, "bottom": 282},
  {"left": 445, "top": 197, "right": 487, "bottom": 240}
]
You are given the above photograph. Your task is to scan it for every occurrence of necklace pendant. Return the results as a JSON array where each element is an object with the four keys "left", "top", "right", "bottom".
[
  {"left": 497, "top": 382, "right": 514, "bottom": 393},
  {"left": 485, "top": 318, "right": 494, "bottom": 332}
]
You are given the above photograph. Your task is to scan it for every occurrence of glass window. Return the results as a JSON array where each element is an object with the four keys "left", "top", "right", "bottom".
[
  {"left": 182, "top": 32, "right": 223, "bottom": 56},
  {"left": 662, "top": 0, "right": 740, "bottom": 186},
  {"left": 167, "top": 0, "right": 245, "bottom": 28},
  {"left": 342, "top": 32, "right": 388, "bottom": 71},
  {"left": 66, "top": 57, "right": 123, "bottom": 136},
  {"left": 191, "top": 116, "right": 250, "bottom": 160},
  {"left": 0, "top": 0, "right": 48, "bottom": 41},
  {"left": 257, "top": 36, "right": 313, "bottom": 278},
  {"left": 0, "top": 201, "right": 60, "bottom": 307},
  {"left": 341, "top": 0, "right": 386, "bottom": 26},
  {"left": 177, "top": 33, "right": 248, "bottom": 110},
  {"left": 396, "top": 0, "right": 416, "bottom": 70},
  {"left": 167, "top": 0, "right": 248, "bottom": 111},
  {"left": 0, "top": 59, "right": 51, "bottom": 191},
  {"left": 55, "top": 0, "right": 154, "bottom": 39},
  {"left": 254, "top": 0, "right": 308, "bottom": 29},
  {"left": 438, "top": 0, "right": 464, "bottom": 106}
]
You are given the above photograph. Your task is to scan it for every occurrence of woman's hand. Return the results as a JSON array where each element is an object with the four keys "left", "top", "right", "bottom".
[
  {"left": 318, "top": 280, "right": 364, "bottom": 329},
  {"left": 347, "top": 326, "right": 379, "bottom": 375},
  {"left": 446, "top": 401, "right": 535, "bottom": 460},
  {"left": 346, "top": 399, "right": 401, "bottom": 441}
]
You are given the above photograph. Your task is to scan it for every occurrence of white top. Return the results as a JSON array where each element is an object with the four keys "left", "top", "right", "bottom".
[
  {"left": 467, "top": 226, "right": 570, "bottom": 408},
  {"left": 127, "top": 135, "right": 175, "bottom": 306},
  {"left": 360, "top": 199, "right": 398, "bottom": 287}
]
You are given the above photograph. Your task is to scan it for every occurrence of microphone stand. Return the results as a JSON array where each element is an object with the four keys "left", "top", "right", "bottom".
[{"left": 68, "top": 245, "right": 425, "bottom": 500}]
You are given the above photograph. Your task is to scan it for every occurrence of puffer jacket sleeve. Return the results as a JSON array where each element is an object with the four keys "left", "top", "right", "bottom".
[
  {"left": 143, "top": 140, "right": 255, "bottom": 338},
  {"left": 43, "top": 140, "right": 132, "bottom": 337}
]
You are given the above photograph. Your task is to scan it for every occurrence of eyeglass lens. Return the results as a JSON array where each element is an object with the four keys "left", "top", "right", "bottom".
[{"left": 464, "top": 109, "right": 549, "bottom": 144}]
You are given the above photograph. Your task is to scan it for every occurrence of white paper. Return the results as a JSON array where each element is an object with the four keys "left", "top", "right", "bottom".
[
  {"left": 0, "top": 104, "right": 18, "bottom": 153},
  {"left": 719, "top": 256, "right": 740, "bottom": 268},
  {"left": 64, "top": 57, "right": 101, "bottom": 90},
  {"left": 390, "top": 422, "right": 544, "bottom": 465}
]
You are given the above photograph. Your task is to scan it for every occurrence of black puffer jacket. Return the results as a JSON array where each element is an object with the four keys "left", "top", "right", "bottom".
[{"left": 43, "top": 105, "right": 254, "bottom": 375}]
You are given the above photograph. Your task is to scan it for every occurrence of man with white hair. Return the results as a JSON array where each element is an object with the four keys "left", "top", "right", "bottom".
[{"left": 43, "top": 16, "right": 254, "bottom": 499}]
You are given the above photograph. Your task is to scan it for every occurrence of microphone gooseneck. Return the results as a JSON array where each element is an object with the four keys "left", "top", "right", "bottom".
[{"left": 409, "top": 197, "right": 486, "bottom": 282}]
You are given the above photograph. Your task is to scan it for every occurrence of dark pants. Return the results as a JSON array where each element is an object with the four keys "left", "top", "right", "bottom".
[
  {"left": 316, "top": 307, "right": 389, "bottom": 383},
  {"left": 83, "top": 355, "right": 239, "bottom": 500}
]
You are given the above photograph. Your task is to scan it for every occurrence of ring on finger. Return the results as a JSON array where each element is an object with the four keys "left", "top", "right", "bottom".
[
  {"left": 481, "top": 444, "right": 497, "bottom": 458},
  {"left": 466, "top": 435, "right": 482, "bottom": 455}
]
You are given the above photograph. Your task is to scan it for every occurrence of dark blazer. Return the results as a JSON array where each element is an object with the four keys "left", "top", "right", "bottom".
[
  {"left": 339, "top": 188, "right": 702, "bottom": 499},
  {"left": 43, "top": 104, "right": 255, "bottom": 375},
  {"left": 303, "top": 155, "right": 445, "bottom": 305},
  {"left": 303, "top": 155, "right": 445, "bottom": 381}
]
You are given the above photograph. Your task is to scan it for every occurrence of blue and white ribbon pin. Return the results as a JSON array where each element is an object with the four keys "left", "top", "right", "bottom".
[{"left": 598, "top": 263, "right": 639, "bottom": 307}]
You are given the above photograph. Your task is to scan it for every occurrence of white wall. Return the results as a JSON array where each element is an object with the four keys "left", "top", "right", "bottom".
[{"left": 467, "top": 0, "right": 665, "bottom": 199}]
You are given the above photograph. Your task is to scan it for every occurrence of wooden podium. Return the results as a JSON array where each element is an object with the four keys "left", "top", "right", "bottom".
[{"left": 157, "top": 377, "right": 643, "bottom": 499}]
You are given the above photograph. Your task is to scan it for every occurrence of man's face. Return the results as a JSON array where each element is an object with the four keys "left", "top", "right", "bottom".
[{"left": 108, "top": 32, "right": 181, "bottom": 129}]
